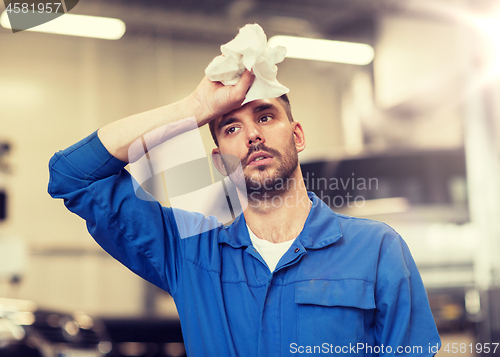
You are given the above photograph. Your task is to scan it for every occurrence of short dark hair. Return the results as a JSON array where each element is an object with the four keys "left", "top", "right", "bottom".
[{"left": 209, "top": 93, "right": 293, "bottom": 147}]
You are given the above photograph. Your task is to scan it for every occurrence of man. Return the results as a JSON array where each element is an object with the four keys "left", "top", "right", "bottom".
[{"left": 49, "top": 68, "right": 441, "bottom": 356}]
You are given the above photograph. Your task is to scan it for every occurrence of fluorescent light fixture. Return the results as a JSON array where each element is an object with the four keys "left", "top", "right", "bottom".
[
  {"left": 472, "top": 15, "right": 500, "bottom": 77},
  {"left": 268, "top": 35, "right": 374, "bottom": 65},
  {"left": 0, "top": 11, "right": 125, "bottom": 40}
]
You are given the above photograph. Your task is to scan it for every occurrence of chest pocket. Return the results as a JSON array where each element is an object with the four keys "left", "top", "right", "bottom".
[{"left": 294, "top": 279, "right": 376, "bottom": 348}]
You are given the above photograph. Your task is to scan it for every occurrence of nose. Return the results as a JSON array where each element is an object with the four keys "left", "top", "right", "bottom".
[{"left": 246, "top": 122, "right": 265, "bottom": 147}]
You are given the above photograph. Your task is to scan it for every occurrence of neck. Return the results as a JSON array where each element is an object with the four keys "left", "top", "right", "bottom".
[{"left": 242, "top": 171, "right": 311, "bottom": 243}]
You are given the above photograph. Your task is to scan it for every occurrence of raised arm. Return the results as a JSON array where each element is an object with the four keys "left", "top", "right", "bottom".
[
  {"left": 98, "top": 71, "right": 254, "bottom": 162},
  {"left": 48, "top": 71, "right": 254, "bottom": 295}
]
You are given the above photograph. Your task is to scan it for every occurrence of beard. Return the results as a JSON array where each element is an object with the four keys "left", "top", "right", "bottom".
[{"left": 243, "top": 136, "right": 299, "bottom": 196}]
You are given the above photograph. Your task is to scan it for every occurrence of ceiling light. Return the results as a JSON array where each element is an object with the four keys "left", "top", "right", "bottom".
[
  {"left": 472, "top": 14, "right": 500, "bottom": 78},
  {"left": 0, "top": 11, "right": 125, "bottom": 40},
  {"left": 268, "top": 35, "right": 374, "bottom": 65}
]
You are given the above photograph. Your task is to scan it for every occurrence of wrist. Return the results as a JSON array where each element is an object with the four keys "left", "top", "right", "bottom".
[{"left": 183, "top": 93, "right": 212, "bottom": 127}]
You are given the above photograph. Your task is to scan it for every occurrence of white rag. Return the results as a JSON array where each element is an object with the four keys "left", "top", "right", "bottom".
[{"left": 205, "top": 23, "right": 289, "bottom": 105}]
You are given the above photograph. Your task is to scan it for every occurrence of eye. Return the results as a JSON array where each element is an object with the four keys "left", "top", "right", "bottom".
[
  {"left": 225, "top": 126, "right": 240, "bottom": 135},
  {"left": 258, "top": 115, "right": 273, "bottom": 123}
]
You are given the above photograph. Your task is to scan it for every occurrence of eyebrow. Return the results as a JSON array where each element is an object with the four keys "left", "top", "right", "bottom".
[
  {"left": 217, "top": 103, "right": 277, "bottom": 132},
  {"left": 253, "top": 103, "right": 275, "bottom": 113}
]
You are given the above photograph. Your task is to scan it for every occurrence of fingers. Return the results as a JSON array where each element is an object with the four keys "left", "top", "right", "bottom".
[
  {"left": 192, "top": 70, "right": 254, "bottom": 124},
  {"left": 232, "top": 70, "right": 255, "bottom": 99}
]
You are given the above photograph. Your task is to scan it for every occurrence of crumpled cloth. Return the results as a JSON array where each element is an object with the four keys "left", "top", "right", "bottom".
[{"left": 205, "top": 23, "right": 289, "bottom": 105}]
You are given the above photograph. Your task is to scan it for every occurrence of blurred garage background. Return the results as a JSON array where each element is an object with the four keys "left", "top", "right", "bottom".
[{"left": 1, "top": 0, "right": 500, "bottom": 356}]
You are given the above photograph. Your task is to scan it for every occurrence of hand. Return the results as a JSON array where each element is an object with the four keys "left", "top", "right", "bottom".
[{"left": 188, "top": 70, "right": 255, "bottom": 126}]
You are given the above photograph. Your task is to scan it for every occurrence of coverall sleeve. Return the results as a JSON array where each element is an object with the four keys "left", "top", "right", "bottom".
[
  {"left": 47, "top": 131, "right": 185, "bottom": 296},
  {"left": 374, "top": 234, "right": 441, "bottom": 356}
]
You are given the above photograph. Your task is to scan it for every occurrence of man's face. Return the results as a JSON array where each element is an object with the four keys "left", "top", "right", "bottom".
[{"left": 212, "top": 98, "right": 306, "bottom": 195}]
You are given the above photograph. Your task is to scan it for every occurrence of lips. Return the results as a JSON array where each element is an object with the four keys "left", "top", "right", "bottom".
[{"left": 247, "top": 151, "right": 273, "bottom": 166}]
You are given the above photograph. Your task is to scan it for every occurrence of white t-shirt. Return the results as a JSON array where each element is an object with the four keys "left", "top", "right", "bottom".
[{"left": 247, "top": 224, "right": 295, "bottom": 272}]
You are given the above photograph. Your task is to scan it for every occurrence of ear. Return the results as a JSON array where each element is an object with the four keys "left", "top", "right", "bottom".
[
  {"left": 211, "top": 148, "right": 228, "bottom": 176},
  {"left": 292, "top": 122, "right": 306, "bottom": 153}
]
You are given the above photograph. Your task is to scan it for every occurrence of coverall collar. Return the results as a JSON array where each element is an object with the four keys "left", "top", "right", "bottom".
[{"left": 218, "top": 192, "right": 343, "bottom": 249}]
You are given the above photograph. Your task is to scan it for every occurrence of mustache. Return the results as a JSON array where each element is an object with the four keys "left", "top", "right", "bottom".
[{"left": 243, "top": 143, "right": 281, "bottom": 166}]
